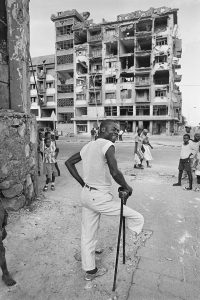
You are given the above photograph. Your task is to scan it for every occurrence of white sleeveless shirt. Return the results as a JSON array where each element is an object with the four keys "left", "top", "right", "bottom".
[{"left": 80, "top": 138, "right": 114, "bottom": 191}]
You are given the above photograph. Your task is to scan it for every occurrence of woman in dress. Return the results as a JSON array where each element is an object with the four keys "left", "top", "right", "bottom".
[
  {"left": 134, "top": 128, "right": 144, "bottom": 169},
  {"left": 142, "top": 129, "right": 153, "bottom": 168}
]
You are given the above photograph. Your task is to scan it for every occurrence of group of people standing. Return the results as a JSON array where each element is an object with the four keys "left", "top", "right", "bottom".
[
  {"left": 134, "top": 128, "right": 153, "bottom": 169},
  {"left": 173, "top": 125, "right": 200, "bottom": 191}
]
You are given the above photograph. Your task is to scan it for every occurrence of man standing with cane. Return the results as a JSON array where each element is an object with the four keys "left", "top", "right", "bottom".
[{"left": 65, "top": 120, "right": 144, "bottom": 281}]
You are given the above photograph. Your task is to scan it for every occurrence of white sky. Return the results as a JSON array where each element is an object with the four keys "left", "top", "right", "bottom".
[{"left": 29, "top": 0, "right": 200, "bottom": 126}]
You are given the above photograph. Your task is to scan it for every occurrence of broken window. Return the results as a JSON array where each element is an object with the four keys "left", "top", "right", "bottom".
[
  {"left": 90, "top": 63, "right": 102, "bottom": 73},
  {"left": 120, "top": 56, "right": 134, "bottom": 70},
  {"left": 105, "top": 106, "right": 117, "bottom": 116},
  {"left": 136, "top": 105, "right": 150, "bottom": 115},
  {"left": 105, "top": 60, "right": 118, "bottom": 69},
  {"left": 136, "top": 37, "right": 152, "bottom": 51},
  {"left": 120, "top": 24, "right": 134, "bottom": 38},
  {"left": 30, "top": 84, "right": 36, "bottom": 90},
  {"left": 153, "top": 105, "right": 168, "bottom": 115},
  {"left": 90, "top": 46, "right": 102, "bottom": 58},
  {"left": 58, "top": 98, "right": 74, "bottom": 107},
  {"left": 135, "top": 76, "right": 150, "bottom": 86},
  {"left": 156, "top": 37, "right": 167, "bottom": 46},
  {"left": 136, "top": 56, "right": 151, "bottom": 68},
  {"left": 106, "top": 76, "right": 117, "bottom": 84},
  {"left": 56, "top": 25, "right": 73, "bottom": 36},
  {"left": 74, "top": 30, "right": 87, "bottom": 45},
  {"left": 89, "top": 29, "right": 101, "bottom": 42},
  {"left": 31, "top": 97, "right": 37, "bottom": 103},
  {"left": 154, "top": 70, "right": 169, "bottom": 84},
  {"left": 76, "top": 107, "right": 87, "bottom": 116},
  {"left": 106, "top": 42, "right": 118, "bottom": 56},
  {"left": 57, "top": 54, "right": 73, "bottom": 65},
  {"left": 155, "top": 90, "right": 167, "bottom": 97},
  {"left": 120, "top": 39, "right": 134, "bottom": 55},
  {"left": 89, "top": 91, "right": 101, "bottom": 103},
  {"left": 120, "top": 73, "right": 134, "bottom": 83},
  {"left": 105, "top": 28, "right": 116, "bottom": 38},
  {"left": 135, "top": 89, "right": 149, "bottom": 102},
  {"left": 46, "top": 82, "right": 54, "bottom": 89},
  {"left": 120, "top": 106, "right": 133, "bottom": 116},
  {"left": 154, "top": 16, "right": 168, "bottom": 33},
  {"left": 76, "top": 77, "right": 86, "bottom": 86},
  {"left": 76, "top": 93, "right": 86, "bottom": 100},
  {"left": 56, "top": 40, "right": 73, "bottom": 50},
  {"left": 105, "top": 92, "right": 116, "bottom": 99},
  {"left": 89, "top": 75, "right": 102, "bottom": 87},
  {"left": 58, "top": 112, "right": 74, "bottom": 123},
  {"left": 155, "top": 55, "right": 167, "bottom": 63},
  {"left": 136, "top": 20, "right": 152, "bottom": 32},
  {"left": 77, "top": 61, "right": 88, "bottom": 74},
  {"left": 120, "top": 89, "right": 132, "bottom": 99}
]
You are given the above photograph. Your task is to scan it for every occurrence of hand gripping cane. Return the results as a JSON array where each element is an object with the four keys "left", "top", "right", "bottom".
[{"left": 112, "top": 187, "right": 129, "bottom": 292}]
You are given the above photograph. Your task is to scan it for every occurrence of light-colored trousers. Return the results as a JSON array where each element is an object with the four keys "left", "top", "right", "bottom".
[{"left": 80, "top": 186, "right": 144, "bottom": 271}]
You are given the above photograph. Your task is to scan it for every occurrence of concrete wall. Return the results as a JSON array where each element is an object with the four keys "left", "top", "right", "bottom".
[
  {"left": 0, "top": 110, "right": 38, "bottom": 211},
  {"left": 6, "top": 0, "right": 30, "bottom": 113}
]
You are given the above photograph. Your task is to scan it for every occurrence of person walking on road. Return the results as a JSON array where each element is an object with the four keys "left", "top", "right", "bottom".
[
  {"left": 65, "top": 120, "right": 144, "bottom": 281},
  {"left": 134, "top": 128, "right": 144, "bottom": 169},
  {"left": 142, "top": 129, "right": 153, "bottom": 168}
]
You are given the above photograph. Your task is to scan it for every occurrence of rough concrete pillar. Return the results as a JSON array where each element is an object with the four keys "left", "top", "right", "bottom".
[
  {"left": 138, "top": 121, "right": 143, "bottom": 128},
  {"left": 6, "top": 0, "right": 30, "bottom": 113},
  {"left": 149, "top": 121, "right": 153, "bottom": 134},
  {"left": 150, "top": 104, "right": 153, "bottom": 116},
  {"left": 166, "top": 121, "right": 170, "bottom": 135},
  {"left": 132, "top": 121, "right": 136, "bottom": 133}
]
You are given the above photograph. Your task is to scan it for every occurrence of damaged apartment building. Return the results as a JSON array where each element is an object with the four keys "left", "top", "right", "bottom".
[{"left": 51, "top": 7, "right": 182, "bottom": 135}]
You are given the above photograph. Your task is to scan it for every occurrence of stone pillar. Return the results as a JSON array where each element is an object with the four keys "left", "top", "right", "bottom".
[
  {"left": 149, "top": 121, "right": 153, "bottom": 134},
  {"left": 6, "top": 0, "right": 30, "bottom": 113},
  {"left": 132, "top": 121, "right": 136, "bottom": 133},
  {"left": 166, "top": 121, "right": 170, "bottom": 135},
  {"left": 138, "top": 121, "right": 143, "bottom": 128}
]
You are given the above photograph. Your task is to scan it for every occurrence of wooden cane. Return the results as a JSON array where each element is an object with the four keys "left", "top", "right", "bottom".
[{"left": 112, "top": 197, "right": 123, "bottom": 292}]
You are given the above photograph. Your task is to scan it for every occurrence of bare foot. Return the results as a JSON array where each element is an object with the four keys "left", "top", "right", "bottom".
[{"left": 2, "top": 273, "right": 16, "bottom": 286}]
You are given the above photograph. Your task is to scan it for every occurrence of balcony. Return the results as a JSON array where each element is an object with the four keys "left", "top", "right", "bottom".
[
  {"left": 56, "top": 63, "right": 74, "bottom": 71},
  {"left": 57, "top": 84, "right": 74, "bottom": 93},
  {"left": 37, "top": 71, "right": 46, "bottom": 80},
  {"left": 88, "top": 34, "right": 102, "bottom": 43},
  {"left": 135, "top": 78, "right": 150, "bottom": 87},
  {"left": 37, "top": 86, "right": 46, "bottom": 94},
  {"left": 90, "top": 50, "right": 102, "bottom": 59},
  {"left": 88, "top": 99, "right": 102, "bottom": 105}
]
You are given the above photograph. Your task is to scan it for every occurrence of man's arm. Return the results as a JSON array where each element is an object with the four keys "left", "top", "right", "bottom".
[
  {"left": 65, "top": 152, "right": 85, "bottom": 187},
  {"left": 106, "top": 146, "right": 132, "bottom": 195}
]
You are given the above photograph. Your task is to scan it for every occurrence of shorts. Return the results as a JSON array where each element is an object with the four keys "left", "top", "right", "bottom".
[
  {"left": 178, "top": 158, "right": 191, "bottom": 172},
  {"left": 43, "top": 162, "right": 56, "bottom": 178}
]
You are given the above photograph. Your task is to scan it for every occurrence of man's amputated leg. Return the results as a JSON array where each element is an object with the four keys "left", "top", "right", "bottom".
[
  {"left": 173, "top": 170, "right": 183, "bottom": 186},
  {"left": 186, "top": 171, "right": 193, "bottom": 190}
]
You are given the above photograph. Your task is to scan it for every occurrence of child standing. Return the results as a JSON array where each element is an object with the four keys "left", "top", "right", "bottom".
[
  {"left": 173, "top": 134, "right": 194, "bottom": 190},
  {"left": 42, "top": 137, "right": 58, "bottom": 191}
]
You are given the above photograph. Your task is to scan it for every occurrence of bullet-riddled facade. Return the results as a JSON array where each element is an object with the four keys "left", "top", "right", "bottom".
[{"left": 51, "top": 7, "right": 182, "bottom": 135}]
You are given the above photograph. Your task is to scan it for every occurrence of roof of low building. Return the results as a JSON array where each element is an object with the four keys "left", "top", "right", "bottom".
[{"left": 31, "top": 54, "right": 55, "bottom": 66}]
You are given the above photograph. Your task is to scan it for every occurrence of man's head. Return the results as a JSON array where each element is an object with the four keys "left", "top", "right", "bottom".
[
  {"left": 185, "top": 125, "right": 191, "bottom": 133},
  {"left": 99, "top": 120, "right": 119, "bottom": 143},
  {"left": 194, "top": 132, "right": 200, "bottom": 142},
  {"left": 183, "top": 134, "right": 190, "bottom": 144},
  {"left": 143, "top": 129, "right": 148, "bottom": 136}
]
